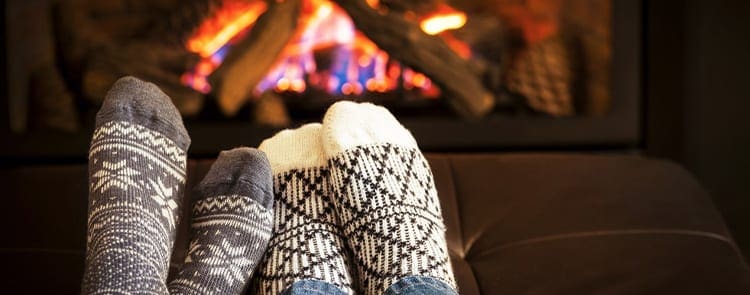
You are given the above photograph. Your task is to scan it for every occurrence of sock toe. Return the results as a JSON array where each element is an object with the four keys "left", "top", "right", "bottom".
[
  {"left": 258, "top": 123, "right": 326, "bottom": 173},
  {"left": 322, "top": 101, "right": 417, "bottom": 155},
  {"left": 198, "top": 147, "right": 273, "bottom": 210},
  {"left": 96, "top": 76, "right": 190, "bottom": 150}
]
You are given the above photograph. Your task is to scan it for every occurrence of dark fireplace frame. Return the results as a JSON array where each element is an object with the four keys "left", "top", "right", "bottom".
[{"left": 1, "top": 0, "right": 642, "bottom": 161}]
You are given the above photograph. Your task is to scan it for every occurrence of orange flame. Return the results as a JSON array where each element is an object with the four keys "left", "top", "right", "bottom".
[{"left": 186, "top": 0, "right": 268, "bottom": 57}]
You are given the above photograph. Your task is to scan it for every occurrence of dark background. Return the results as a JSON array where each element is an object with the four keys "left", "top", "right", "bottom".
[{"left": 646, "top": 0, "right": 750, "bottom": 260}]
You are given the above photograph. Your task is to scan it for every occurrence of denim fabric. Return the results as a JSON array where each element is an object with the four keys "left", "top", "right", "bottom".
[
  {"left": 281, "top": 276, "right": 457, "bottom": 295},
  {"left": 280, "top": 280, "right": 348, "bottom": 295},
  {"left": 385, "top": 276, "right": 458, "bottom": 295}
]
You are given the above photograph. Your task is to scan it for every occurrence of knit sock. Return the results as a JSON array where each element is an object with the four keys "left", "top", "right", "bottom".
[
  {"left": 254, "top": 123, "right": 354, "bottom": 294},
  {"left": 322, "top": 101, "right": 457, "bottom": 294},
  {"left": 82, "top": 76, "right": 191, "bottom": 293},
  {"left": 167, "top": 147, "right": 274, "bottom": 294}
]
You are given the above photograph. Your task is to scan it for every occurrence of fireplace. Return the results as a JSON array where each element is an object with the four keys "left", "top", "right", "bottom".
[{"left": 1, "top": 0, "right": 642, "bottom": 159}]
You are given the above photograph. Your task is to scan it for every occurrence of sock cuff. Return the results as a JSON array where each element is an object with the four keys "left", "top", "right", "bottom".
[
  {"left": 258, "top": 123, "right": 327, "bottom": 174},
  {"left": 322, "top": 101, "right": 417, "bottom": 156}
]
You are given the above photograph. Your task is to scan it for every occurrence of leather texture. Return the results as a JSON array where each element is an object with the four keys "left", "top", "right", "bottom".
[{"left": 3, "top": 153, "right": 750, "bottom": 294}]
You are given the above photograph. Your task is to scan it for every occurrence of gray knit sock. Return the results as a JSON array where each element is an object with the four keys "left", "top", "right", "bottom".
[
  {"left": 168, "top": 147, "right": 274, "bottom": 294},
  {"left": 82, "top": 76, "right": 191, "bottom": 293}
]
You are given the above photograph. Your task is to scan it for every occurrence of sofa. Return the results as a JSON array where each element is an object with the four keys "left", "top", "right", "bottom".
[{"left": 3, "top": 153, "right": 750, "bottom": 294}]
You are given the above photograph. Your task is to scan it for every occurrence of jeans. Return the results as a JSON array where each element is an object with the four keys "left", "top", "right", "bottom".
[{"left": 281, "top": 276, "right": 458, "bottom": 295}]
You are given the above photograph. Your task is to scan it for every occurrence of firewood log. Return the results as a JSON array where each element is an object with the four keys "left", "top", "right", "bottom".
[
  {"left": 208, "top": 0, "right": 301, "bottom": 117},
  {"left": 333, "top": 0, "right": 501, "bottom": 118},
  {"left": 82, "top": 43, "right": 204, "bottom": 116}
]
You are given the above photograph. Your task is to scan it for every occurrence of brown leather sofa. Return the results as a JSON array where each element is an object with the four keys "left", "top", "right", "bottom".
[{"left": 3, "top": 153, "right": 750, "bottom": 294}]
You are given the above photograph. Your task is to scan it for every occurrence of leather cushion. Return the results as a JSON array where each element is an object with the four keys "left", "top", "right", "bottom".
[{"left": 3, "top": 154, "right": 750, "bottom": 294}]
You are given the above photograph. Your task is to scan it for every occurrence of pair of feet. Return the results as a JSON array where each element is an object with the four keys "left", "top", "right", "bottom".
[
  {"left": 254, "top": 102, "right": 456, "bottom": 294},
  {"left": 83, "top": 77, "right": 273, "bottom": 294},
  {"left": 82, "top": 77, "right": 455, "bottom": 294}
]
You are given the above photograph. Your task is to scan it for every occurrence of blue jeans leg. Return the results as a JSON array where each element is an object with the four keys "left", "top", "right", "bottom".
[
  {"left": 280, "top": 279, "right": 348, "bottom": 295},
  {"left": 385, "top": 276, "right": 458, "bottom": 295}
]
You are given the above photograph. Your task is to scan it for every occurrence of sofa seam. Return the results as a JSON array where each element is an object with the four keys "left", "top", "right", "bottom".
[
  {"left": 444, "top": 156, "right": 465, "bottom": 256},
  {"left": 470, "top": 228, "right": 744, "bottom": 262},
  {"left": 444, "top": 156, "right": 482, "bottom": 293}
]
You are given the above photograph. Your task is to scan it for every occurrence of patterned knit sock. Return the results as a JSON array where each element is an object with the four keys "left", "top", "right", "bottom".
[
  {"left": 82, "top": 76, "right": 191, "bottom": 293},
  {"left": 254, "top": 123, "right": 354, "bottom": 294},
  {"left": 322, "top": 101, "right": 457, "bottom": 294},
  {"left": 168, "top": 147, "right": 274, "bottom": 294}
]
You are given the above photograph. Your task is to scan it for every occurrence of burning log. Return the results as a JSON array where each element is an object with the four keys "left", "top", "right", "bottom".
[
  {"left": 380, "top": 0, "right": 441, "bottom": 15},
  {"left": 82, "top": 42, "right": 205, "bottom": 116},
  {"left": 150, "top": 0, "right": 223, "bottom": 46},
  {"left": 253, "top": 91, "right": 291, "bottom": 127},
  {"left": 209, "top": 0, "right": 301, "bottom": 117},
  {"left": 55, "top": 0, "right": 205, "bottom": 116},
  {"left": 29, "top": 64, "right": 80, "bottom": 132},
  {"left": 333, "top": 0, "right": 501, "bottom": 118}
]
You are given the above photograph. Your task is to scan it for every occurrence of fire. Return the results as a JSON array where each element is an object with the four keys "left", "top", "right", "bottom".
[{"left": 183, "top": 0, "right": 469, "bottom": 98}]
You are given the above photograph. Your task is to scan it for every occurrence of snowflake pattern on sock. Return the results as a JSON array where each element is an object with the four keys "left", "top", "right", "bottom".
[
  {"left": 83, "top": 121, "right": 187, "bottom": 293},
  {"left": 168, "top": 194, "right": 273, "bottom": 294},
  {"left": 90, "top": 159, "right": 141, "bottom": 194}
]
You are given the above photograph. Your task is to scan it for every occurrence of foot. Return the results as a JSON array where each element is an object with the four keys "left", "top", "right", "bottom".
[
  {"left": 322, "top": 101, "right": 456, "bottom": 295},
  {"left": 254, "top": 123, "right": 354, "bottom": 294},
  {"left": 82, "top": 76, "right": 190, "bottom": 293},
  {"left": 168, "top": 148, "right": 274, "bottom": 294}
]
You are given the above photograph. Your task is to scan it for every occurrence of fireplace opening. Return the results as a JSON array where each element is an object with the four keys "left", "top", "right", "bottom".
[
  {"left": 180, "top": 0, "right": 456, "bottom": 125},
  {"left": 2, "top": 0, "right": 641, "bottom": 156}
]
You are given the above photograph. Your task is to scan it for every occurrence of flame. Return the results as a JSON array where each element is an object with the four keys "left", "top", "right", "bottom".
[
  {"left": 186, "top": 1, "right": 267, "bottom": 57},
  {"left": 420, "top": 5, "right": 467, "bottom": 35},
  {"left": 256, "top": 0, "right": 430, "bottom": 96},
  {"left": 183, "top": 0, "right": 471, "bottom": 98}
]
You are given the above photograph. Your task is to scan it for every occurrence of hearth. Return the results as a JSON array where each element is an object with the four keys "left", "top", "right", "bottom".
[{"left": 1, "top": 0, "right": 642, "bottom": 159}]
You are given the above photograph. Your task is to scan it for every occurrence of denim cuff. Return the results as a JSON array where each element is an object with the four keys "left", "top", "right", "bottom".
[
  {"left": 280, "top": 279, "right": 348, "bottom": 295},
  {"left": 385, "top": 275, "right": 458, "bottom": 295}
]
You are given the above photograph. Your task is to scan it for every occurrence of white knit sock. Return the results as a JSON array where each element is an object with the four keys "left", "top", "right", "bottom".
[
  {"left": 254, "top": 123, "right": 354, "bottom": 294},
  {"left": 322, "top": 101, "right": 457, "bottom": 295}
]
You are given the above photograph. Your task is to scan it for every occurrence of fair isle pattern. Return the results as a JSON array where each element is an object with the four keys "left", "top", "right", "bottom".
[
  {"left": 328, "top": 143, "right": 456, "bottom": 294},
  {"left": 91, "top": 121, "right": 186, "bottom": 178},
  {"left": 168, "top": 195, "right": 273, "bottom": 294},
  {"left": 253, "top": 168, "right": 354, "bottom": 295},
  {"left": 83, "top": 120, "right": 186, "bottom": 293}
]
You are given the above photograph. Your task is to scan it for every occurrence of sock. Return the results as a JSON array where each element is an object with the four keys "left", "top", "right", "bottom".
[
  {"left": 82, "top": 76, "right": 191, "bottom": 293},
  {"left": 167, "top": 147, "right": 274, "bottom": 294},
  {"left": 254, "top": 123, "right": 354, "bottom": 294},
  {"left": 322, "top": 101, "right": 457, "bottom": 295}
]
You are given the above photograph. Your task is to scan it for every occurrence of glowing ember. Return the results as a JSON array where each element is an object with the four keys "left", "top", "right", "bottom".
[
  {"left": 183, "top": 0, "right": 469, "bottom": 98},
  {"left": 420, "top": 5, "right": 467, "bottom": 35},
  {"left": 365, "top": 0, "right": 380, "bottom": 8}
]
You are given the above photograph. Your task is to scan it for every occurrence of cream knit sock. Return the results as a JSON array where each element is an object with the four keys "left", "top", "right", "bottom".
[
  {"left": 322, "top": 101, "right": 457, "bottom": 295},
  {"left": 254, "top": 124, "right": 354, "bottom": 294}
]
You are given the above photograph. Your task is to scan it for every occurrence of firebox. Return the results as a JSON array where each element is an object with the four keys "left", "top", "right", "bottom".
[{"left": 1, "top": 0, "right": 642, "bottom": 159}]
